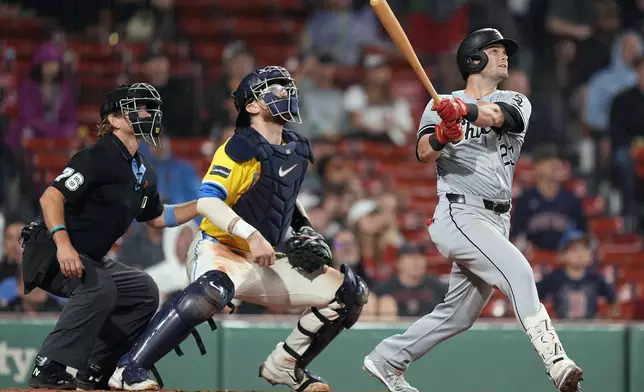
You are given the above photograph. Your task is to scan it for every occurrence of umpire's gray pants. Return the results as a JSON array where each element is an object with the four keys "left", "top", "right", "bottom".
[
  {"left": 374, "top": 196, "right": 541, "bottom": 371},
  {"left": 39, "top": 256, "right": 159, "bottom": 373}
]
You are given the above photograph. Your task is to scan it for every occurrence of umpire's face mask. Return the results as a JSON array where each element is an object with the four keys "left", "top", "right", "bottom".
[{"left": 120, "top": 85, "right": 163, "bottom": 146}]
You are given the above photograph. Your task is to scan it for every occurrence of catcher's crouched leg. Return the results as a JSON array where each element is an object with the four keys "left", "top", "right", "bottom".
[
  {"left": 259, "top": 264, "right": 369, "bottom": 392},
  {"left": 108, "top": 270, "right": 235, "bottom": 391}
]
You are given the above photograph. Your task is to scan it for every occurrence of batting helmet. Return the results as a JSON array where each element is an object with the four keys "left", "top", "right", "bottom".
[
  {"left": 232, "top": 66, "right": 301, "bottom": 128},
  {"left": 456, "top": 28, "right": 519, "bottom": 81}
]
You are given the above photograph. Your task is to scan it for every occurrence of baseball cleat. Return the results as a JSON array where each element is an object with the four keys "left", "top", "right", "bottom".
[
  {"left": 550, "top": 359, "right": 583, "bottom": 392},
  {"left": 362, "top": 352, "right": 418, "bottom": 392},
  {"left": 108, "top": 366, "right": 159, "bottom": 391},
  {"left": 28, "top": 355, "right": 76, "bottom": 390},
  {"left": 259, "top": 342, "right": 330, "bottom": 392}
]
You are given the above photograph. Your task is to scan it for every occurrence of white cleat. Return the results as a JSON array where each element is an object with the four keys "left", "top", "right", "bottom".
[
  {"left": 549, "top": 359, "right": 583, "bottom": 392},
  {"left": 362, "top": 352, "right": 418, "bottom": 392},
  {"left": 108, "top": 366, "right": 160, "bottom": 391},
  {"left": 259, "top": 343, "right": 330, "bottom": 392}
]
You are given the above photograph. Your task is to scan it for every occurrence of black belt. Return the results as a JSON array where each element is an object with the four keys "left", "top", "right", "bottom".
[{"left": 446, "top": 193, "right": 511, "bottom": 214}]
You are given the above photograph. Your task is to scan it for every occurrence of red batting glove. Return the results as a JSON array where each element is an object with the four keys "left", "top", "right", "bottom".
[
  {"left": 435, "top": 120, "right": 463, "bottom": 144},
  {"left": 432, "top": 98, "right": 470, "bottom": 122}
]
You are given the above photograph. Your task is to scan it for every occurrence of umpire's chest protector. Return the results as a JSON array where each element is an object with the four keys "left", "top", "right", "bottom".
[{"left": 226, "top": 127, "right": 313, "bottom": 246}]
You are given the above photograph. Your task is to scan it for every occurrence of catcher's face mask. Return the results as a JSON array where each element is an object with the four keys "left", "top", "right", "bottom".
[{"left": 234, "top": 66, "right": 301, "bottom": 127}]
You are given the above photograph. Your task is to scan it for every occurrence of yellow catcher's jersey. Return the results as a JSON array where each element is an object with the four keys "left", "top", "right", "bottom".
[{"left": 197, "top": 138, "right": 260, "bottom": 250}]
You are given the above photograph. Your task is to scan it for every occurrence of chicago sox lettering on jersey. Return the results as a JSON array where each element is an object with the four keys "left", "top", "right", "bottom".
[{"left": 418, "top": 90, "right": 532, "bottom": 200}]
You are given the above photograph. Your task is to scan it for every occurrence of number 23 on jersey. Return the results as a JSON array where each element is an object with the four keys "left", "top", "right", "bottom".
[{"left": 499, "top": 143, "right": 515, "bottom": 167}]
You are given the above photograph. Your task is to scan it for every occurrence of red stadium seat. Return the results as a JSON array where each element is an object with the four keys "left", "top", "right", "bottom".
[
  {"left": 590, "top": 216, "right": 624, "bottom": 238},
  {"left": 582, "top": 196, "right": 606, "bottom": 217},
  {"left": 23, "top": 137, "right": 79, "bottom": 153},
  {"left": 32, "top": 154, "right": 71, "bottom": 171},
  {"left": 529, "top": 250, "right": 558, "bottom": 265}
]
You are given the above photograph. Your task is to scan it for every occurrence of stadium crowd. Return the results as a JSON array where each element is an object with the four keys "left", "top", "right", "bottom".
[{"left": 1, "top": 0, "right": 643, "bottom": 321}]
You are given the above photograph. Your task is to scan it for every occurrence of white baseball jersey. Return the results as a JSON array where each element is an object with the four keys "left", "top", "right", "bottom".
[{"left": 418, "top": 89, "right": 532, "bottom": 200}]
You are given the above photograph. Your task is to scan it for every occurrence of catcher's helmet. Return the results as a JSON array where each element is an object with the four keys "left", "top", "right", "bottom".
[
  {"left": 232, "top": 66, "right": 301, "bottom": 128},
  {"left": 100, "top": 83, "right": 163, "bottom": 146},
  {"left": 456, "top": 28, "right": 519, "bottom": 81}
]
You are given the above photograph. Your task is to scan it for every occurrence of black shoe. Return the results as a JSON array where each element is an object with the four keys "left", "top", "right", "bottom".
[
  {"left": 76, "top": 363, "right": 110, "bottom": 390},
  {"left": 28, "top": 355, "right": 76, "bottom": 390}
]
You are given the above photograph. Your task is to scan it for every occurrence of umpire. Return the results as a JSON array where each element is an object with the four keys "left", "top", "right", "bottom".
[{"left": 21, "top": 83, "right": 198, "bottom": 390}]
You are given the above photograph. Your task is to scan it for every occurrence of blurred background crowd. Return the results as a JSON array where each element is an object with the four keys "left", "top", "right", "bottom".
[{"left": 1, "top": 0, "right": 644, "bottom": 322}]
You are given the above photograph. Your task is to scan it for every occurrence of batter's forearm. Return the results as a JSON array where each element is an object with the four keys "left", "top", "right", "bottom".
[
  {"left": 40, "top": 187, "right": 72, "bottom": 247},
  {"left": 416, "top": 134, "right": 441, "bottom": 163},
  {"left": 196, "top": 197, "right": 258, "bottom": 240},
  {"left": 471, "top": 102, "right": 504, "bottom": 128}
]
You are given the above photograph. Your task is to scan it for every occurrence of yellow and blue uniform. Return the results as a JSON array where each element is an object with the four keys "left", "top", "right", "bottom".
[
  {"left": 196, "top": 127, "right": 314, "bottom": 251},
  {"left": 197, "top": 138, "right": 261, "bottom": 251}
]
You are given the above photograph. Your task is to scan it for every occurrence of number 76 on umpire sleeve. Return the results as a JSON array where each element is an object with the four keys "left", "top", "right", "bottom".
[{"left": 55, "top": 167, "right": 85, "bottom": 191}]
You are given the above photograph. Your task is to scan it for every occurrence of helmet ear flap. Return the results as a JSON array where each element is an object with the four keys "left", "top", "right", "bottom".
[{"left": 461, "top": 51, "right": 489, "bottom": 81}]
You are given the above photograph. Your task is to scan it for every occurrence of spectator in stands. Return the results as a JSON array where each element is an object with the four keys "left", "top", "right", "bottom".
[
  {"left": 348, "top": 199, "right": 403, "bottom": 283},
  {"left": 143, "top": 48, "right": 197, "bottom": 137},
  {"left": 511, "top": 145, "right": 588, "bottom": 251},
  {"left": 316, "top": 154, "right": 363, "bottom": 198},
  {"left": 502, "top": 69, "right": 570, "bottom": 158},
  {"left": 373, "top": 243, "right": 448, "bottom": 319},
  {"left": 147, "top": 222, "right": 196, "bottom": 306},
  {"left": 622, "top": 0, "right": 644, "bottom": 33},
  {"left": 537, "top": 230, "right": 618, "bottom": 319},
  {"left": 6, "top": 42, "right": 77, "bottom": 151},
  {"left": 206, "top": 41, "right": 256, "bottom": 138},
  {"left": 608, "top": 55, "right": 644, "bottom": 232},
  {"left": 295, "top": 53, "right": 346, "bottom": 142},
  {"left": 306, "top": 201, "right": 342, "bottom": 240},
  {"left": 300, "top": 0, "right": 381, "bottom": 65},
  {"left": 584, "top": 31, "right": 643, "bottom": 189},
  {"left": 330, "top": 227, "right": 368, "bottom": 282},
  {"left": 546, "top": 0, "right": 593, "bottom": 42},
  {"left": 0, "top": 220, "right": 24, "bottom": 306},
  {"left": 140, "top": 139, "right": 200, "bottom": 206},
  {"left": 0, "top": 268, "right": 63, "bottom": 314},
  {"left": 570, "top": 0, "right": 621, "bottom": 90},
  {"left": 124, "top": 0, "right": 177, "bottom": 42},
  {"left": 116, "top": 223, "right": 165, "bottom": 270},
  {"left": 344, "top": 54, "right": 414, "bottom": 146}
]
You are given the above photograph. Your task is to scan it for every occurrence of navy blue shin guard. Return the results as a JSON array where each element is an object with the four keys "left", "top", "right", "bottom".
[{"left": 125, "top": 270, "right": 235, "bottom": 369}]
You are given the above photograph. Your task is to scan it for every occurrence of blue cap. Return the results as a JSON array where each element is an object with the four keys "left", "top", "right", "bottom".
[{"left": 558, "top": 229, "right": 590, "bottom": 253}]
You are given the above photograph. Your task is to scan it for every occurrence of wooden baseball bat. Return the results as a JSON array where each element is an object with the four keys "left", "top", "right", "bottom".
[{"left": 370, "top": 0, "right": 441, "bottom": 104}]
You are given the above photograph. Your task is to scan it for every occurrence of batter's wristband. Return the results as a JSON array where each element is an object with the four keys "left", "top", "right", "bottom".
[
  {"left": 464, "top": 103, "right": 478, "bottom": 122},
  {"left": 428, "top": 133, "right": 446, "bottom": 151}
]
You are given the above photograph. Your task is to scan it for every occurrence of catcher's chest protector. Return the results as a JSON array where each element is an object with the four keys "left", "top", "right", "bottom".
[{"left": 230, "top": 128, "right": 313, "bottom": 246}]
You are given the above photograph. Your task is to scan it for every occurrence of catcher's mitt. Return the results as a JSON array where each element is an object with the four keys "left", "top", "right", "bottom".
[{"left": 284, "top": 226, "right": 332, "bottom": 273}]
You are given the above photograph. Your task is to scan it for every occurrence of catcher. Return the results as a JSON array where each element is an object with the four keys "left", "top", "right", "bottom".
[{"left": 108, "top": 66, "right": 368, "bottom": 392}]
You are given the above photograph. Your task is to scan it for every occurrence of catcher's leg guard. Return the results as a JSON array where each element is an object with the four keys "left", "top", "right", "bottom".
[
  {"left": 283, "top": 264, "right": 368, "bottom": 368},
  {"left": 110, "top": 270, "right": 234, "bottom": 390},
  {"left": 130, "top": 270, "right": 234, "bottom": 367}
]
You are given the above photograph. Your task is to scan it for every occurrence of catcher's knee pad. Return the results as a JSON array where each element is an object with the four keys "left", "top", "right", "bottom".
[
  {"left": 334, "top": 263, "right": 369, "bottom": 328},
  {"left": 127, "top": 270, "right": 235, "bottom": 369},
  {"left": 283, "top": 264, "right": 368, "bottom": 369}
]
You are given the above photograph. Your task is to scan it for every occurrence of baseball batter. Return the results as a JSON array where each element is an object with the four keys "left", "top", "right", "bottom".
[{"left": 363, "top": 29, "right": 583, "bottom": 392}]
